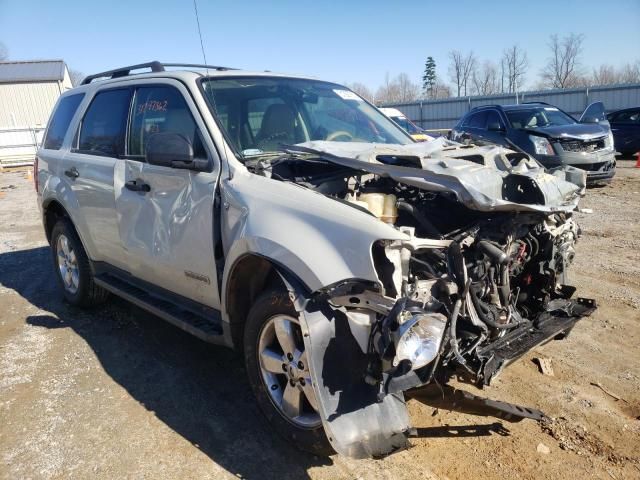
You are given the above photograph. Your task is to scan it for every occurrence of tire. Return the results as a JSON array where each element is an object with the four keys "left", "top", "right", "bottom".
[
  {"left": 50, "top": 217, "right": 109, "bottom": 307},
  {"left": 244, "top": 289, "right": 334, "bottom": 456}
]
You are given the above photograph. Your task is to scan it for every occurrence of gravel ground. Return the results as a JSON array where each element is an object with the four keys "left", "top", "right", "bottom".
[{"left": 1, "top": 162, "right": 639, "bottom": 479}]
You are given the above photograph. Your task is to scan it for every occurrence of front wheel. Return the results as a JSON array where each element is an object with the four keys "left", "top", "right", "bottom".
[{"left": 244, "top": 289, "right": 333, "bottom": 456}]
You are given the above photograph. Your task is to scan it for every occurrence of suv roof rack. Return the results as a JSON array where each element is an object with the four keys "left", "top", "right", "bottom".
[
  {"left": 520, "top": 101, "right": 551, "bottom": 106},
  {"left": 80, "top": 61, "right": 236, "bottom": 85}
]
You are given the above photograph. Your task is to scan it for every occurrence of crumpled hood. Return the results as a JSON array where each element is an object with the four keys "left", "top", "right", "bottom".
[
  {"left": 287, "top": 138, "right": 586, "bottom": 214},
  {"left": 525, "top": 122, "right": 609, "bottom": 140}
]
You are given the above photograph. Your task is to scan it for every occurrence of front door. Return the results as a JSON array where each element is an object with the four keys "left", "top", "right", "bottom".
[{"left": 114, "top": 81, "right": 221, "bottom": 309}]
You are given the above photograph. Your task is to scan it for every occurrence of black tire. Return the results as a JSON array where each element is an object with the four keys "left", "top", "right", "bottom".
[
  {"left": 244, "top": 289, "right": 334, "bottom": 456},
  {"left": 50, "top": 217, "right": 109, "bottom": 307}
]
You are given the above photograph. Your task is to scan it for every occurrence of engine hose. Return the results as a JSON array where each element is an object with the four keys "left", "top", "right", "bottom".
[
  {"left": 409, "top": 256, "right": 438, "bottom": 277},
  {"left": 449, "top": 299, "right": 465, "bottom": 363},
  {"left": 449, "top": 298, "right": 475, "bottom": 375},
  {"left": 469, "top": 283, "right": 522, "bottom": 330},
  {"left": 396, "top": 201, "right": 442, "bottom": 239},
  {"left": 497, "top": 265, "right": 510, "bottom": 308}
]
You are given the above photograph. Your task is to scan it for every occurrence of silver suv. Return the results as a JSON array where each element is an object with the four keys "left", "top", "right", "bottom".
[{"left": 37, "top": 62, "right": 595, "bottom": 458}]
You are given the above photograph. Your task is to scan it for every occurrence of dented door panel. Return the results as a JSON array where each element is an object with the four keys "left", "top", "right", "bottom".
[{"left": 115, "top": 160, "right": 220, "bottom": 308}]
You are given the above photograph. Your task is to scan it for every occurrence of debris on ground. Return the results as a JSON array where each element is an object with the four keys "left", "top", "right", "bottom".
[
  {"left": 590, "top": 381, "right": 628, "bottom": 403},
  {"left": 536, "top": 442, "right": 551, "bottom": 454},
  {"left": 533, "top": 357, "right": 555, "bottom": 376},
  {"left": 541, "top": 417, "right": 636, "bottom": 466}
]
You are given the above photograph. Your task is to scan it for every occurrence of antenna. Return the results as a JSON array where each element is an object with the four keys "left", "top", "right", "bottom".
[
  {"left": 191, "top": 0, "right": 233, "bottom": 164},
  {"left": 193, "top": 0, "right": 209, "bottom": 78}
]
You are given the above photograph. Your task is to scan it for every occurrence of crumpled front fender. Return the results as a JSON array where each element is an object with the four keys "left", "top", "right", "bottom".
[{"left": 279, "top": 273, "right": 411, "bottom": 458}]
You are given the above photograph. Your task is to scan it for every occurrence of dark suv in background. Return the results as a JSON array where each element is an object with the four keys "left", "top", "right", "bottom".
[
  {"left": 607, "top": 107, "right": 640, "bottom": 157},
  {"left": 450, "top": 102, "right": 616, "bottom": 184}
]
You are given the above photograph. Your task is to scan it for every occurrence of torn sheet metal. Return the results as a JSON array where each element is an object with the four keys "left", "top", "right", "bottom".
[
  {"left": 287, "top": 139, "right": 586, "bottom": 214},
  {"left": 299, "top": 303, "right": 411, "bottom": 458}
]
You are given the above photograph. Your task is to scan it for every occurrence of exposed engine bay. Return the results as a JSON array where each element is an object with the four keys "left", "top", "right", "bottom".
[{"left": 246, "top": 139, "right": 596, "bottom": 457}]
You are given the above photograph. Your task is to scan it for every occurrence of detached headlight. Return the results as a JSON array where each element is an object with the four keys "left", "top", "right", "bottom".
[
  {"left": 393, "top": 312, "right": 447, "bottom": 370},
  {"left": 529, "top": 135, "right": 555, "bottom": 155}
]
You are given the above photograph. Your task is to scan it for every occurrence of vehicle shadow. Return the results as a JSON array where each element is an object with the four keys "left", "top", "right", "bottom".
[{"left": 1, "top": 246, "right": 330, "bottom": 479}]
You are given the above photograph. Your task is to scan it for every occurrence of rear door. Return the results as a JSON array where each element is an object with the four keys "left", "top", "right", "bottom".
[
  {"left": 477, "top": 109, "right": 508, "bottom": 147},
  {"left": 114, "top": 80, "right": 221, "bottom": 309},
  {"left": 608, "top": 109, "right": 640, "bottom": 153},
  {"left": 64, "top": 88, "right": 133, "bottom": 271},
  {"left": 462, "top": 110, "right": 489, "bottom": 144}
]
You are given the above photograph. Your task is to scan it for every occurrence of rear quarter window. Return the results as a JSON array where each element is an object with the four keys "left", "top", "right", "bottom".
[{"left": 43, "top": 93, "right": 85, "bottom": 150}]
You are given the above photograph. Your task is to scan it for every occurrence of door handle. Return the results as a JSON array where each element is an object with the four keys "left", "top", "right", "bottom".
[
  {"left": 64, "top": 167, "right": 79, "bottom": 179},
  {"left": 125, "top": 180, "right": 151, "bottom": 193}
]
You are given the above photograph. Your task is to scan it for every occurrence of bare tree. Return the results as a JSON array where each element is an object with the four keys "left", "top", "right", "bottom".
[
  {"left": 69, "top": 69, "right": 85, "bottom": 87},
  {"left": 375, "top": 73, "right": 420, "bottom": 104},
  {"left": 432, "top": 80, "right": 451, "bottom": 99},
  {"left": 396, "top": 73, "right": 420, "bottom": 102},
  {"left": 502, "top": 44, "right": 528, "bottom": 93},
  {"left": 345, "top": 82, "right": 374, "bottom": 102},
  {"left": 618, "top": 61, "right": 640, "bottom": 84},
  {"left": 448, "top": 50, "right": 476, "bottom": 97},
  {"left": 591, "top": 64, "right": 618, "bottom": 86},
  {"left": 0, "top": 42, "right": 8, "bottom": 61},
  {"left": 472, "top": 61, "right": 499, "bottom": 96},
  {"left": 540, "top": 33, "right": 585, "bottom": 88},
  {"left": 375, "top": 73, "right": 400, "bottom": 104}
]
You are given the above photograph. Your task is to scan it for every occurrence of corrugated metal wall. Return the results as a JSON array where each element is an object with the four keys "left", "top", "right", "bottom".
[
  {"left": 0, "top": 81, "right": 62, "bottom": 129},
  {"left": 383, "top": 83, "right": 640, "bottom": 131}
]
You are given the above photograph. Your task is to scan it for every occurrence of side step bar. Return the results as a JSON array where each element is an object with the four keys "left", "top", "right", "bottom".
[{"left": 94, "top": 273, "right": 225, "bottom": 345}]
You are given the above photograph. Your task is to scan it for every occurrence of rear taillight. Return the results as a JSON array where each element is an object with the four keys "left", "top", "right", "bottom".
[{"left": 33, "top": 157, "right": 39, "bottom": 192}]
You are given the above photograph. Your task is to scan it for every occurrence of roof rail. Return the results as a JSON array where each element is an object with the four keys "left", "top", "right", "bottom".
[
  {"left": 80, "top": 61, "right": 235, "bottom": 85},
  {"left": 161, "top": 63, "right": 236, "bottom": 71},
  {"left": 520, "top": 101, "right": 552, "bottom": 106}
]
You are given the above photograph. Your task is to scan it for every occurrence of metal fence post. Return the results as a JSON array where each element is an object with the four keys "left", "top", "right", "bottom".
[{"left": 585, "top": 87, "right": 589, "bottom": 109}]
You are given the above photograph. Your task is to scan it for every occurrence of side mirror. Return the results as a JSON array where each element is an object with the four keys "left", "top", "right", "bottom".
[
  {"left": 146, "top": 133, "right": 207, "bottom": 170},
  {"left": 487, "top": 122, "right": 505, "bottom": 132}
]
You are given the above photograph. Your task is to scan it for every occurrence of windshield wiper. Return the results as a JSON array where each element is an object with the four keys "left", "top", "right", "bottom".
[{"left": 244, "top": 151, "right": 319, "bottom": 172}]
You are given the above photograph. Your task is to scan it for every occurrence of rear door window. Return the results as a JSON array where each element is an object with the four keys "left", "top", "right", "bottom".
[
  {"left": 128, "top": 85, "right": 206, "bottom": 159},
  {"left": 43, "top": 93, "right": 85, "bottom": 150},
  {"left": 464, "top": 111, "right": 488, "bottom": 129},
  {"left": 78, "top": 89, "right": 132, "bottom": 157}
]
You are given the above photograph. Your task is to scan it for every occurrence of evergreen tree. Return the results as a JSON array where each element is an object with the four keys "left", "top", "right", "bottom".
[{"left": 422, "top": 57, "right": 437, "bottom": 98}]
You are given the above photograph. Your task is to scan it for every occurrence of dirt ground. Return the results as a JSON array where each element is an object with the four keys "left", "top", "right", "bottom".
[{"left": 1, "top": 162, "right": 639, "bottom": 480}]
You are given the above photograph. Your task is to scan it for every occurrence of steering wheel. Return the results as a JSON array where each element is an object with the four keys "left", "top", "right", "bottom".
[{"left": 326, "top": 130, "right": 354, "bottom": 142}]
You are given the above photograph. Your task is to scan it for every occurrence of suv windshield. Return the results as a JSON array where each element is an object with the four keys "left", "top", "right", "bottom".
[
  {"left": 201, "top": 76, "right": 412, "bottom": 158},
  {"left": 506, "top": 107, "right": 576, "bottom": 130}
]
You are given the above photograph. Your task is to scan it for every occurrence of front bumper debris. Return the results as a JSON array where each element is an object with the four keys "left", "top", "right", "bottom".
[{"left": 476, "top": 297, "right": 597, "bottom": 386}]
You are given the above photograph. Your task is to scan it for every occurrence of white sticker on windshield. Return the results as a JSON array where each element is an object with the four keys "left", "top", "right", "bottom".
[
  {"left": 242, "top": 148, "right": 263, "bottom": 156},
  {"left": 544, "top": 107, "right": 559, "bottom": 111},
  {"left": 333, "top": 89, "right": 363, "bottom": 101}
]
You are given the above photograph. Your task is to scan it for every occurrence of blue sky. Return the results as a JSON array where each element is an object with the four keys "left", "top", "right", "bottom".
[{"left": 1, "top": 0, "right": 639, "bottom": 92}]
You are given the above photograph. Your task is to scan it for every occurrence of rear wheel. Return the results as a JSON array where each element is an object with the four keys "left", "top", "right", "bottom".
[
  {"left": 244, "top": 289, "right": 333, "bottom": 456},
  {"left": 50, "top": 218, "right": 109, "bottom": 306}
]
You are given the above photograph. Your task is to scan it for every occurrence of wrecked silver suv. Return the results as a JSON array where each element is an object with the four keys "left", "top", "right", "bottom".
[{"left": 37, "top": 62, "right": 595, "bottom": 459}]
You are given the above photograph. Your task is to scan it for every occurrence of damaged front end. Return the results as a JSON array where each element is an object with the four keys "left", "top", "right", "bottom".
[{"left": 248, "top": 139, "right": 596, "bottom": 458}]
